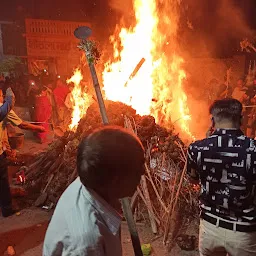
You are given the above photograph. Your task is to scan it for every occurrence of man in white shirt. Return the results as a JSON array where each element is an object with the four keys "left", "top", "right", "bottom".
[{"left": 43, "top": 126, "right": 145, "bottom": 256}]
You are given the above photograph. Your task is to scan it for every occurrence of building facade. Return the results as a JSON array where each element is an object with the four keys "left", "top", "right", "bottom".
[{"left": 25, "top": 18, "right": 91, "bottom": 76}]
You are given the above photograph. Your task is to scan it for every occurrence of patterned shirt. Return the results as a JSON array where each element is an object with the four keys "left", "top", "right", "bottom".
[
  {"left": 187, "top": 129, "right": 256, "bottom": 223},
  {"left": 43, "top": 178, "right": 122, "bottom": 256}
]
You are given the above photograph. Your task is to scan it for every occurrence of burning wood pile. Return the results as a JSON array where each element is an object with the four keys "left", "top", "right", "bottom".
[{"left": 24, "top": 100, "right": 199, "bottom": 241}]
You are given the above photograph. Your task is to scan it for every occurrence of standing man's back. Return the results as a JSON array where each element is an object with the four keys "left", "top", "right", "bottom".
[{"left": 188, "top": 98, "right": 256, "bottom": 256}]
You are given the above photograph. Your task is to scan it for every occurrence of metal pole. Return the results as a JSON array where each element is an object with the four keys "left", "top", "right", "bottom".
[
  {"left": 75, "top": 27, "right": 143, "bottom": 256},
  {"left": 83, "top": 40, "right": 108, "bottom": 124}
]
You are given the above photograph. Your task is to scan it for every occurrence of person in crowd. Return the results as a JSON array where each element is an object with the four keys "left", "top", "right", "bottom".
[
  {"left": 63, "top": 83, "right": 74, "bottom": 130},
  {"left": 0, "top": 73, "right": 4, "bottom": 82},
  {"left": 42, "top": 83, "right": 59, "bottom": 129},
  {"left": 245, "top": 78, "right": 256, "bottom": 100},
  {"left": 232, "top": 78, "right": 248, "bottom": 102},
  {"left": 187, "top": 98, "right": 256, "bottom": 256},
  {"left": 0, "top": 89, "right": 45, "bottom": 217},
  {"left": 64, "top": 83, "right": 73, "bottom": 110},
  {"left": 0, "top": 81, "right": 5, "bottom": 91},
  {"left": 34, "top": 87, "right": 52, "bottom": 143},
  {"left": 0, "top": 87, "right": 14, "bottom": 121},
  {"left": 43, "top": 126, "right": 145, "bottom": 256},
  {"left": 244, "top": 78, "right": 256, "bottom": 138},
  {"left": 27, "top": 79, "right": 40, "bottom": 120},
  {"left": 53, "top": 78, "right": 69, "bottom": 132},
  {"left": 216, "top": 83, "right": 228, "bottom": 99}
]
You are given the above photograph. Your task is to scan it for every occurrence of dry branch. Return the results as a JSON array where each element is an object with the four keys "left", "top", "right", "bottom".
[{"left": 24, "top": 101, "right": 198, "bottom": 245}]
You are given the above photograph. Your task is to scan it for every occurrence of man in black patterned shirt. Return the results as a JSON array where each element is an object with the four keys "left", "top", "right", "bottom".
[{"left": 187, "top": 98, "right": 256, "bottom": 256}]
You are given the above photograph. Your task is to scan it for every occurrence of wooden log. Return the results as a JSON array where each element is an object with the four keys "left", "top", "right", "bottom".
[
  {"left": 34, "top": 192, "right": 47, "bottom": 207},
  {"left": 137, "top": 187, "right": 160, "bottom": 225},
  {"left": 131, "top": 190, "right": 139, "bottom": 211},
  {"left": 42, "top": 174, "right": 55, "bottom": 193},
  {"left": 26, "top": 155, "right": 47, "bottom": 177},
  {"left": 141, "top": 175, "right": 158, "bottom": 234},
  {"left": 124, "top": 58, "right": 146, "bottom": 87},
  {"left": 34, "top": 173, "right": 55, "bottom": 207},
  {"left": 47, "top": 155, "right": 63, "bottom": 173},
  {"left": 163, "top": 163, "right": 187, "bottom": 244},
  {"left": 32, "top": 161, "right": 54, "bottom": 180},
  {"left": 145, "top": 164, "right": 168, "bottom": 213}
]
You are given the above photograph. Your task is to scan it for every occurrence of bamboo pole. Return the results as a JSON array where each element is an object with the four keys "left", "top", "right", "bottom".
[{"left": 74, "top": 26, "right": 143, "bottom": 256}]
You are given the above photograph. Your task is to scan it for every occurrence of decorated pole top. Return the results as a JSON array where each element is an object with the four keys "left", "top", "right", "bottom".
[
  {"left": 74, "top": 26, "right": 100, "bottom": 65},
  {"left": 74, "top": 26, "right": 92, "bottom": 40}
]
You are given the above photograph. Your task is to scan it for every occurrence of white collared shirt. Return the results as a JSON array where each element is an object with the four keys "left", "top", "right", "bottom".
[{"left": 43, "top": 178, "right": 122, "bottom": 256}]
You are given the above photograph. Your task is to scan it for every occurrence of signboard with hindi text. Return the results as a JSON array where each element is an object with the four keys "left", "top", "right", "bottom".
[{"left": 25, "top": 18, "right": 91, "bottom": 75}]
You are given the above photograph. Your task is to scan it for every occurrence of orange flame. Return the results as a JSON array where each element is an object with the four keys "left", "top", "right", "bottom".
[
  {"left": 66, "top": 68, "right": 93, "bottom": 131},
  {"left": 103, "top": 0, "right": 194, "bottom": 140}
]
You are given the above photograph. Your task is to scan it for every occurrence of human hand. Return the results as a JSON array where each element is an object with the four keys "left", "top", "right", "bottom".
[
  {"left": 37, "top": 126, "right": 46, "bottom": 133},
  {"left": 6, "top": 149, "right": 17, "bottom": 159},
  {"left": 5, "top": 88, "right": 15, "bottom": 98}
]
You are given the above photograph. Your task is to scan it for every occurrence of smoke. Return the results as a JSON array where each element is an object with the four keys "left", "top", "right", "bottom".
[
  {"left": 108, "top": 0, "right": 133, "bottom": 15},
  {"left": 180, "top": 0, "right": 255, "bottom": 57},
  {"left": 175, "top": 0, "right": 256, "bottom": 139},
  {"left": 102, "top": 0, "right": 255, "bottom": 139}
]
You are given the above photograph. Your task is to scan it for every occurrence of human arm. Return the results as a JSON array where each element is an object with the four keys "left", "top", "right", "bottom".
[
  {"left": 64, "top": 93, "right": 72, "bottom": 109},
  {"left": 2, "top": 130, "right": 16, "bottom": 159},
  {"left": 187, "top": 145, "right": 200, "bottom": 185},
  {"left": 18, "top": 121, "right": 46, "bottom": 133},
  {"left": 0, "top": 88, "right": 14, "bottom": 121},
  {"left": 6, "top": 110, "right": 45, "bottom": 132}
]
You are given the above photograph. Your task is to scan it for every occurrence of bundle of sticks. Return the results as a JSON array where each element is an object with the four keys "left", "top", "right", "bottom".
[{"left": 24, "top": 100, "right": 199, "bottom": 242}]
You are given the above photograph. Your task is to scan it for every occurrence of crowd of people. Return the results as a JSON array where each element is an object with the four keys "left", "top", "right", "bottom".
[
  {"left": 0, "top": 69, "right": 256, "bottom": 256},
  {"left": 230, "top": 78, "right": 256, "bottom": 138},
  {"left": 0, "top": 73, "right": 73, "bottom": 143},
  {"left": 207, "top": 77, "right": 256, "bottom": 139}
]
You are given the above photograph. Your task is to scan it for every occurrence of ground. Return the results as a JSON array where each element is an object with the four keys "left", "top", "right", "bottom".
[
  {"left": 0, "top": 127, "right": 199, "bottom": 255},
  {"left": 0, "top": 209, "right": 199, "bottom": 256}
]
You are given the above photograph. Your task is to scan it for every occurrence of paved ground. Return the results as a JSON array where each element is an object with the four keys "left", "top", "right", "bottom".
[{"left": 0, "top": 208, "right": 169, "bottom": 256}]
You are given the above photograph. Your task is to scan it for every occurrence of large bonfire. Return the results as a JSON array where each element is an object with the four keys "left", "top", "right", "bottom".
[
  {"left": 68, "top": 0, "right": 194, "bottom": 140},
  {"left": 24, "top": 0, "right": 199, "bottom": 246}
]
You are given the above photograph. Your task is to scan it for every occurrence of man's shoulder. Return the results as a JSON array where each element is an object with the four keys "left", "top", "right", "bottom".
[
  {"left": 246, "top": 137, "right": 256, "bottom": 152},
  {"left": 44, "top": 180, "right": 103, "bottom": 255},
  {"left": 54, "top": 178, "right": 101, "bottom": 220},
  {"left": 48, "top": 178, "right": 101, "bottom": 234},
  {"left": 189, "top": 137, "right": 212, "bottom": 150},
  {"left": 6, "top": 109, "right": 22, "bottom": 126}
]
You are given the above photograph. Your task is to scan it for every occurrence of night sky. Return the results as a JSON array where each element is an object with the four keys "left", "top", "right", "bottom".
[
  {"left": 0, "top": 0, "right": 255, "bottom": 57},
  {"left": 1, "top": 0, "right": 256, "bottom": 28}
]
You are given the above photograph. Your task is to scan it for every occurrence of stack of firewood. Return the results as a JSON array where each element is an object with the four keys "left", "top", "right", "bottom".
[{"left": 24, "top": 100, "right": 199, "bottom": 242}]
